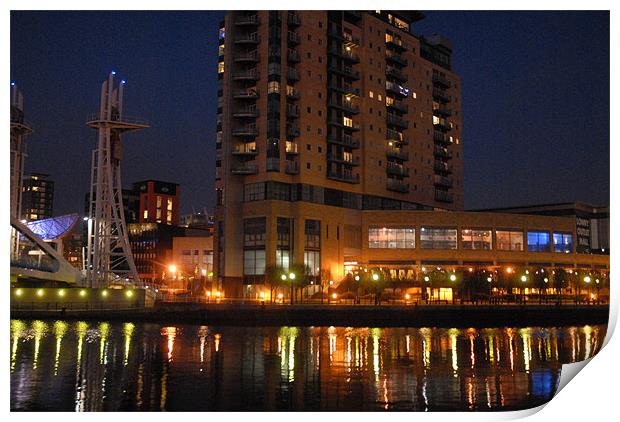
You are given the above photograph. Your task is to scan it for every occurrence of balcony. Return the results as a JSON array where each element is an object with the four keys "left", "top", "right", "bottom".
[
  {"left": 286, "top": 88, "right": 300, "bottom": 100},
  {"left": 433, "top": 145, "right": 453, "bottom": 159},
  {"left": 386, "top": 37, "right": 407, "bottom": 52},
  {"left": 231, "top": 163, "right": 258, "bottom": 175},
  {"left": 287, "top": 125, "right": 300, "bottom": 138},
  {"left": 286, "top": 105, "right": 299, "bottom": 118},
  {"left": 285, "top": 160, "right": 300, "bottom": 174},
  {"left": 435, "top": 189, "right": 454, "bottom": 203},
  {"left": 434, "top": 174, "right": 453, "bottom": 188},
  {"left": 233, "top": 69, "right": 260, "bottom": 81},
  {"left": 328, "top": 64, "right": 360, "bottom": 80},
  {"left": 432, "top": 73, "right": 451, "bottom": 89},
  {"left": 286, "top": 68, "right": 300, "bottom": 82},
  {"left": 233, "top": 89, "right": 259, "bottom": 100},
  {"left": 327, "top": 134, "right": 360, "bottom": 149},
  {"left": 234, "top": 50, "right": 260, "bottom": 62},
  {"left": 327, "top": 153, "right": 360, "bottom": 166},
  {"left": 344, "top": 11, "right": 362, "bottom": 21},
  {"left": 385, "top": 50, "right": 408, "bottom": 66},
  {"left": 287, "top": 12, "right": 301, "bottom": 27},
  {"left": 234, "top": 14, "right": 260, "bottom": 26},
  {"left": 386, "top": 162, "right": 409, "bottom": 177},
  {"left": 433, "top": 88, "right": 451, "bottom": 103},
  {"left": 328, "top": 27, "right": 360, "bottom": 46},
  {"left": 433, "top": 106, "right": 452, "bottom": 117},
  {"left": 266, "top": 157, "right": 280, "bottom": 172},
  {"left": 328, "top": 118, "right": 361, "bottom": 131},
  {"left": 232, "top": 106, "right": 259, "bottom": 118},
  {"left": 433, "top": 131, "right": 450, "bottom": 146},
  {"left": 434, "top": 160, "right": 453, "bottom": 174},
  {"left": 386, "top": 129, "right": 408, "bottom": 145},
  {"left": 434, "top": 120, "right": 452, "bottom": 132},
  {"left": 387, "top": 178, "right": 409, "bottom": 193},
  {"left": 234, "top": 33, "right": 260, "bottom": 44},
  {"left": 328, "top": 171, "right": 360, "bottom": 184},
  {"left": 386, "top": 146, "right": 409, "bottom": 161},
  {"left": 232, "top": 144, "right": 258, "bottom": 156},
  {"left": 232, "top": 125, "right": 258, "bottom": 137},
  {"left": 328, "top": 83, "right": 360, "bottom": 97},
  {"left": 328, "top": 46, "right": 360, "bottom": 63},
  {"left": 386, "top": 100, "right": 408, "bottom": 113},
  {"left": 287, "top": 49, "right": 300, "bottom": 63},
  {"left": 328, "top": 99, "right": 360, "bottom": 115},
  {"left": 385, "top": 81, "right": 410, "bottom": 98},
  {"left": 285, "top": 141, "right": 299, "bottom": 154},
  {"left": 288, "top": 32, "right": 300, "bottom": 45},
  {"left": 386, "top": 113, "right": 408, "bottom": 129},
  {"left": 386, "top": 66, "right": 408, "bottom": 83}
]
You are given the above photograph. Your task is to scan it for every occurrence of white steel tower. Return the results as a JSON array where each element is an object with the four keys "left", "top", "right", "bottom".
[
  {"left": 10, "top": 83, "right": 31, "bottom": 221},
  {"left": 85, "top": 71, "right": 148, "bottom": 288}
]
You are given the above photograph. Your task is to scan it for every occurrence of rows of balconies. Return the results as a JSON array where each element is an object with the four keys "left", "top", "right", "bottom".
[
  {"left": 327, "top": 171, "right": 360, "bottom": 184},
  {"left": 328, "top": 46, "right": 360, "bottom": 63},
  {"left": 286, "top": 88, "right": 300, "bottom": 100},
  {"left": 287, "top": 49, "right": 300, "bottom": 63},
  {"left": 386, "top": 66, "right": 408, "bottom": 83},
  {"left": 329, "top": 83, "right": 360, "bottom": 97},
  {"left": 386, "top": 145, "right": 409, "bottom": 161},
  {"left": 287, "top": 68, "right": 300, "bottom": 82},
  {"left": 387, "top": 99, "right": 408, "bottom": 113},
  {"left": 327, "top": 153, "right": 360, "bottom": 166},
  {"left": 285, "top": 160, "right": 300, "bottom": 174},
  {"left": 328, "top": 64, "right": 360, "bottom": 80},
  {"left": 433, "top": 120, "right": 452, "bottom": 132},
  {"left": 232, "top": 124, "right": 258, "bottom": 137},
  {"left": 327, "top": 134, "right": 360, "bottom": 149},
  {"left": 234, "top": 50, "right": 260, "bottom": 62},
  {"left": 232, "top": 106, "right": 259, "bottom": 118},
  {"left": 288, "top": 31, "right": 300, "bottom": 45},
  {"left": 234, "top": 14, "right": 260, "bottom": 26},
  {"left": 286, "top": 104, "right": 299, "bottom": 118},
  {"left": 432, "top": 73, "right": 451, "bottom": 89},
  {"left": 386, "top": 162, "right": 409, "bottom": 177},
  {"left": 287, "top": 125, "right": 300, "bottom": 138},
  {"left": 233, "top": 88, "right": 259, "bottom": 100},
  {"left": 285, "top": 141, "right": 299, "bottom": 154},
  {"left": 435, "top": 189, "right": 454, "bottom": 203},
  {"left": 386, "top": 129, "right": 408, "bottom": 144},
  {"left": 231, "top": 163, "right": 258, "bottom": 175},
  {"left": 385, "top": 81, "right": 409, "bottom": 97},
  {"left": 434, "top": 174, "right": 453, "bottom": 188},
  {"left": 387, "top": 178, "right": 409, "bottom": 193},
  {"left": 386, "top": 36, "right": 407, "bottom": 51},
  {"left": 433, "top": 106, "right": 452, "bottom": 117},
  {"left": 433, "top": 87, "right": 451, "bottom": 103},
  {"left": 434, "top": 160, "right": 453, "bottom": 174},
  {"left": 287, "top": 12, "right": 301, "bottom": 27},
  {"left": 234, "top": 33, "right": 260, "bottom": 44},
  {"left": 328, "top": 99, "right": 360, "bottom": 114},
  {"left": 232, "top": 143, "right": 258, "bottom": 156},
  {"left": 328, "top": 27, "right": 360, "bottom": 46},
  {"left": 433, "top": 145, "right": 453, "bottom": 160},
  {"left": 386, "top": 113, "right": 408, "bottom": 129},
  {"left": 385, "top": 50, "right": 408, "bottom": 66},
  {"left": 328, "top": 118, "right": 361, "bottom": 131},
  {"left": 433, "top": 131, "right": 450, "bottom": 145},
  {"left": 233, "top": 69, "right": 260, "bottom": 81}
]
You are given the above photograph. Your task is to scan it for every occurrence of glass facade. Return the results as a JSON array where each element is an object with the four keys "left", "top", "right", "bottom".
[
  {"left": 527, "top": 231, "right": 551, "bottom": 252},
  {"left": 304, "top": 220, "right": 320, "bottom": 276},
  {"left": 461, "top": 229, "right": 492, "bottom": 250},
  {"left": 419, "top": 227, "right": 457, "bottom": 249},
  {"left": 368, "top": 227, "right": 415, "bottom": 249},
  {"left": 243, "top": 217, "right": 266, "bottom": 275},
  {"left": 276, "top": 217, "right": 291, "bottom": 270},
  {"left": 553, "top": 232, "right": 573, "bottom": 254},
  {"left": 496, "top": 230, "right": 524, "bottom": 251}
]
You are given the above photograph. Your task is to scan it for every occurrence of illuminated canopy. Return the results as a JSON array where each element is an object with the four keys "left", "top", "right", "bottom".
[{"left": 26, "top": 214, "right": 80, "bottom": 241}]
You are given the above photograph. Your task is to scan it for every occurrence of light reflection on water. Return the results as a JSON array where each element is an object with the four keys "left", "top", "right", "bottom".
[{"left": 10, "top": 320, "right": 606, "bottom": 411}]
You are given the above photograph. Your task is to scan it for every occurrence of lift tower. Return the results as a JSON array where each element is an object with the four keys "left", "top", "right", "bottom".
[
  {"left": 10, "top": 83, "right": 32, "bottom": 221},
  {"left": 85, "top": 71, "right": 148, "bottom": 288}
]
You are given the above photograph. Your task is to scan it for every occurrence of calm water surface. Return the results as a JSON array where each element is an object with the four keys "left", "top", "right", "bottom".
[{"left": 10, "top": 320, "right": 606, "bottom": 411}]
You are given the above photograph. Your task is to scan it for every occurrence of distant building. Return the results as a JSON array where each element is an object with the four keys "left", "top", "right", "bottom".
[
  {"left": 180, "top": 210, "right": 214, "bottom": 230},
  {"left": 478, "top": 202, "right": 610, "bottom": 254},
  {"left": 84, "top": 188, "right": 140, "bottom": 225},
  {"left": 21, "top": 173, "right": 54, "bottom": 221},
  {"left": 128, "top": 222, "right": 185, "bottom": 285},
  {"left": 133, "top": 180, "right": 180, "bottom": 226},
  {"left": 170, "top": 229, "right": 214, "bottom": 292}
]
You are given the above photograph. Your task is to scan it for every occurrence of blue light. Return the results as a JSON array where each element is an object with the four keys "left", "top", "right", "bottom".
[
  {"left": 121, "top": 80, "right": 126, "bottom": 84},
  {"left": 111, "top": 70, "right": 116, "bottom": 75},
  {"left": 11, "top": 81, "right": 15, "bottom": 86}
]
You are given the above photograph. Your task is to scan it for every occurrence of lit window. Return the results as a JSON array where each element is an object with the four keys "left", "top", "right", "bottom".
[
  {"left": 461, "top": 229, "right": 492, "bottom": 250},
  {"left": 167, "top": 198, "right": 173, "bottom": 211},
  {"left": 369, "top": 90, "right": 374, "bottom": 98},
  {"left": 368, "top": 227, "right": 415, "bottom": 249},
  {"left": 496, "top": 230, "right": 523, "bottom": 251},
  {"left": 156, "top": 209, "right": 162, "bottom": 219},
  {"left": 412, "top": 92, "right": 417, "bottom": 99},
  {"left": 268, "top": 81, "right": 280, "bottom": 93},
  {"left": 218, "top": 45, "right": 225, "bottom": 56},
  {"left": 553, "top": 232, "right": 573, "bottom": 253},
  {"left": 167, "top": 211, "right": 172, "bottom": 223},
  {"left": 343, "top": 116, "right": 353, "bottom": 127},
  {"left": 217, "top": 62, "right": 225, "bottom": 74},
  {"left": 420, "top": 227, "right": 457, "bottom": 249},
  {"left": 378, "top": 94, "right": 382, "bottom": 101},
  {"left": 143, "top": 210, "right": 148, "bottom": 219},
  {"left": 527, "top": 231, "right": 551, "bottom": 252},
  {"left": 156, "top": 196, "right": 162, "bottom": 208},
  {"left": 218, "top": 28, "right": 225, "bottom": 40}
]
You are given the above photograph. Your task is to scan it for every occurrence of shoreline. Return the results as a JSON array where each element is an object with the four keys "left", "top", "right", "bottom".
[{"left": 10, "top": 303, "right": 609, "bottom": 328}]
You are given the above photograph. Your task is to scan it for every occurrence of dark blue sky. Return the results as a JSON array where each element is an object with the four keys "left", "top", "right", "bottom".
[{"left": 10, "top": 11, "right": 609, "bottom": 216}]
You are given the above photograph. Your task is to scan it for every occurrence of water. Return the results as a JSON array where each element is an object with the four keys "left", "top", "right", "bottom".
[{"left": 10, "top": 320, "right": 606, "bottom": 411}]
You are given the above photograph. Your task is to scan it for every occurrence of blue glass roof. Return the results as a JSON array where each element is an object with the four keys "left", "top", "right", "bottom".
[{"left": 26, "top": 214, "right": 80, "bottom": 240}]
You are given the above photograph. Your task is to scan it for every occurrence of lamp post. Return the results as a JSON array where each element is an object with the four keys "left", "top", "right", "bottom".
[
  {"left": 521, "top": 275, "right": 527, "bottom": 304},
  {"left": 449, "top": 273, "right": 457, "bottom": 304},
  {"left": 354, "top": 274, "right": 360, "bottom": 304},
  {"left": 424, "top": 275, "right": 430, "bottom": 304},
  {"left": 584, "top": 275, "right": 591, "bottom": 304},
  {"left": 372, "top": 273, "right": 379, "bottom": 305}
]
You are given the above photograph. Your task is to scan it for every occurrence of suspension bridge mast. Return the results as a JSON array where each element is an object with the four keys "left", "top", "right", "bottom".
[{"left": 85, "top": 71, "right": 148, "bottom": 288}]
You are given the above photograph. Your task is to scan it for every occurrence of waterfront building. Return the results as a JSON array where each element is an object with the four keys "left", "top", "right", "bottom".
[
  {"left": 213, "top": 10, "right": 609, "bottom": 298},
  {"left": 133, "top": 180, "right": 180, "bottom": 226},
  {"left": 170, "top": 229, "right": 214, "bottom": 292},
  {"left": 21, "top": 173, "right": 54, "bottom": 221},
  {"left": 10, "top": 84, "right": 32, "bottom": 221}
]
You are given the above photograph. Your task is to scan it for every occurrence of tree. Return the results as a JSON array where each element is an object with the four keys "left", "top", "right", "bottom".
[
  {"left": 265, "top": 265, "right": 284, "bottom": 303},
  {"left": 553, "top": 268, "right": 568, "bottom": 304},
  {"left": 532, "top": 268, "right": 548, "bottom": 303}
]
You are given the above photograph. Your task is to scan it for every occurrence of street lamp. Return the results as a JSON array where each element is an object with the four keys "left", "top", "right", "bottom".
[
  {"left": 372, "top": 273, "right": 380, "bottom": 305},
  {"left": 521, "top": 275, "right": 527, "bottom": 304},
  {"left": 450, "top": 274, "right": 457, "bottom": 282}
]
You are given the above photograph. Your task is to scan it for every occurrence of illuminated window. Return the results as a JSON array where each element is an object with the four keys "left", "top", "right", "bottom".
[
  {"left": 217, "top": 62, "right": 225, "bottom": 74},
  {"left": 143, "top": 210, "right": 148, "bottom": 219},
  {"left": 166, "top": 211, "right": 172, "bottom": 223},
  {"left": 420, "top": 227, "right": 457, "bottom": 249},
  {"left": 461, "top": 229, "right": 492, "bottom": 250},
  {"left": 156, "top": 209, "right": 162, "bottom": 219},
  {"left": 244, "top": 250, "right": 265, "bottom": 275},
  {"left": 412, "top": 92, "right": 417, "bottom": 99},
  {"left": 218, "top": 28, "right": 225, "bottom": 40},
  {"left": 218, "top": 45, "right": 225, "bottom": 56},
  {"left": 368, "top": 227, "right": 415, "bottom": 249},
  {"left": 378, "top": 94, "right": 382, "bottom": 101},
  {"left": 343, "top": 116, "right": 353, "bottom": 127},
  {"left": 553, "top": 232, "right": 573, "bottom": 253},
  {"left": 167, "top": 198, "right": 173, "bottom": 211},
  {"left": 156, "top": 196, "right": 162, "bottom": 208},
  {"left": 369, "top": 90, "right": 374, "bottom": 98},
  {"left": 268, "top": 81, "right": 280, "bottom": 93},
  {"left": 496, "top": 230, "right": 523, "bottom": 251},
  {"left": 527, "top": 231, "right": 550, "bottom": 252},
  {"left": 386, "top": 97, "right": 394, "bottom": 106}
]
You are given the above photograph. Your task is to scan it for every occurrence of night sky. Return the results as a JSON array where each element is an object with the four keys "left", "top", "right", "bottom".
[{"left": 10, "top": 11, "right": 609, "bottom": 216}]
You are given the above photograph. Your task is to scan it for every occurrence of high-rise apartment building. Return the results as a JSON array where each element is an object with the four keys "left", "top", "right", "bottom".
[
  {"left": 21, "top": 173, "right": 54, "bottom": 221},
  {"left": 214, "top": 11, "right": 463, "bottom": 295},
  {"left": 133, "top": 180, "right": 180, "bottom": 226}
]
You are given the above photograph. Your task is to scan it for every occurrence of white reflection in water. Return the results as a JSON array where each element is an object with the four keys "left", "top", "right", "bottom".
[{"left": 53, "top": 321, "right": 68, "bottom": 375}]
